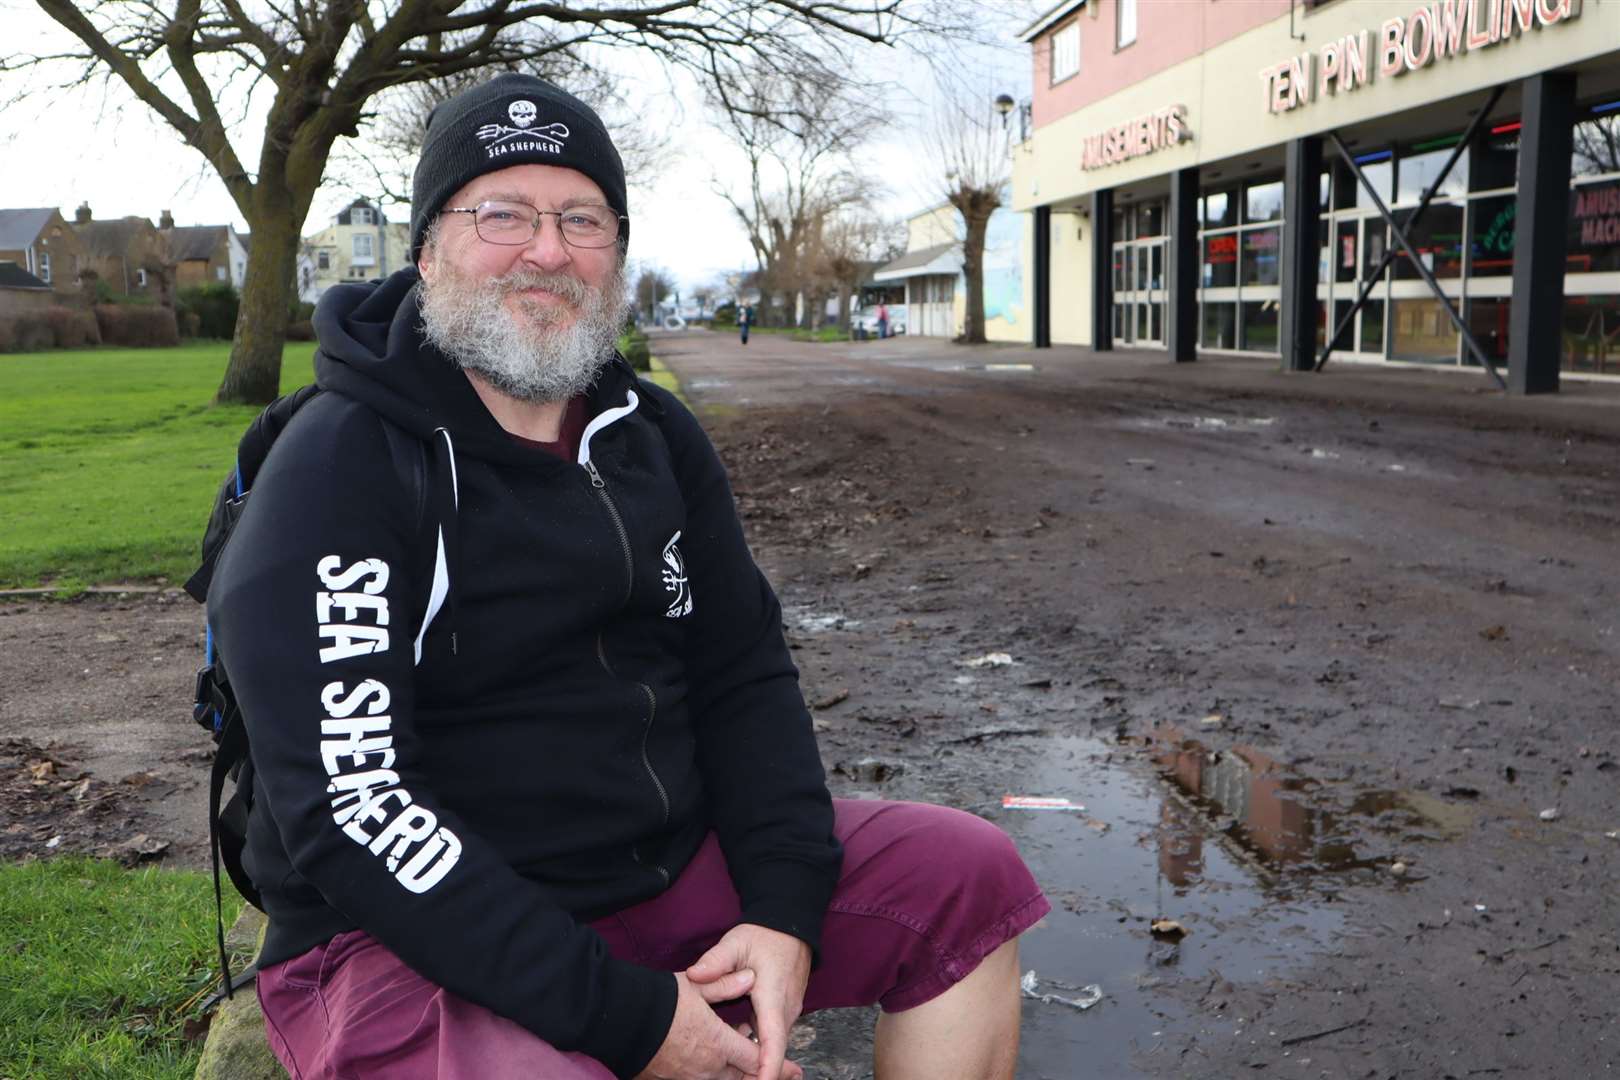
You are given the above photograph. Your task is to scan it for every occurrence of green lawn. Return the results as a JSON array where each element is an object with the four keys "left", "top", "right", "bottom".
[
  {"left": 0, "top": 343, "right": 316, "bottom": 591},
  {"left": 0, "top": 341, "right": 688, "bottom": 591},
  {"left": 0, "top": 857, "right": 245, "bottom": 1080}
]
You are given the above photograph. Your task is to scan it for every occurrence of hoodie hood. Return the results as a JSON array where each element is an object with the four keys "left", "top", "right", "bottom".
[{"left": 312, "top": 266, "right": 653, "bottom": 466}]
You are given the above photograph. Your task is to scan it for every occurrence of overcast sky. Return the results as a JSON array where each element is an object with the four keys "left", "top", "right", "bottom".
[{"left": 0, "top": 2, "right": 1036, "bottom": 293}]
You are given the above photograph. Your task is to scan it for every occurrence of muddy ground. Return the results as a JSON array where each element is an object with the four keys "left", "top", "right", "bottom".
[{"left": 3, "top": 331, "right": 1617, "bottom": 1077}]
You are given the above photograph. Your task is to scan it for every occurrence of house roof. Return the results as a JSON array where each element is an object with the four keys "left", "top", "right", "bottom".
[
  {"left": 1020, "top": 0, "right": 1085, "bottom": 42},
  {"left": 168, "top": 225, "right": 228, "bottom": 261},
  {"left": 77, "top": 217, "right": 157, "bottom": 257},
  {"left": 0, "top": 261, "right": 51, "bottom": 289},
  {"left": 873, "top": 241, "right": 961, "bottom": 281},
  {"left": 0, "top": 208, "right": 57, "bottom": 251}
]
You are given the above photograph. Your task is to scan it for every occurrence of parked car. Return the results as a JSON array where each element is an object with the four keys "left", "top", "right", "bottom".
[{"left": 852, "top": 304, "right": 907, "bottom": 337}]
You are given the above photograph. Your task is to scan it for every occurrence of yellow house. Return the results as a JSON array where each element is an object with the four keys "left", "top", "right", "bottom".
[{"left": 299, "top": 199, "right": 412, "bottom": 303}]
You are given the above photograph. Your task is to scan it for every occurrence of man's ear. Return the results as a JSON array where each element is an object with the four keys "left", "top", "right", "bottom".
[{"left": 417, "top": 248, "right": 435, "bottom": 283}]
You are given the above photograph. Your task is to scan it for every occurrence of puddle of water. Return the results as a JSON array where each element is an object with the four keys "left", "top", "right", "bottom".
[
  {"left": 1149, "top": 415, "right": 1278, "bottom": 432},
  {"left": 978, "top": 727, "right": 1466, "bottom": 1076}
]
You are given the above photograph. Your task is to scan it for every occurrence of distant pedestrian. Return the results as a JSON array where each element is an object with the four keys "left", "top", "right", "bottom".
[
  {"left": 877, "top": 301, "right": 889, "bottom": 339},
  {"left": 739, "top": 303, "right": 751, "bottom": 345}
]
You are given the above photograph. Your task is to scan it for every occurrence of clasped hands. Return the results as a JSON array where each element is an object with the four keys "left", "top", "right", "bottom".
[{"left": 635, "top": 922, "right": 811, "bottom": 1080}]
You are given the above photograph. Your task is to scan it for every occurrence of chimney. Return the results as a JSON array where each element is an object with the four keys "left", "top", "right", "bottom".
[
  {"left": 159, "top": 209, "right": 174, "bottom": 229},
  {"left": 74, "top": 202, "right": 92, "bottom": 224}
]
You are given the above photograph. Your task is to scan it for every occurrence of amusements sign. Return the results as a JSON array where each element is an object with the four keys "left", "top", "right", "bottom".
[
  {"left": 1260, "top": 0, "right": 1581, "bottom": 115},
  {"left": 1080, "top": 105, "right": 1191, "bottom": 171}
]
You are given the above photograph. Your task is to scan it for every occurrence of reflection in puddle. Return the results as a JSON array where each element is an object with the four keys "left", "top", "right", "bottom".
[
  {"left": 983, "top": 728, "right": 1470, "bottom": 1076},
  {"left": 1146, "top": 726, "right": 1470, "bottom": 882}
]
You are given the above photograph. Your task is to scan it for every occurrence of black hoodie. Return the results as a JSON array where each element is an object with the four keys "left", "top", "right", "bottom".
[{"left": 207, "top": 268, "right": 841, "bottom": 1076}]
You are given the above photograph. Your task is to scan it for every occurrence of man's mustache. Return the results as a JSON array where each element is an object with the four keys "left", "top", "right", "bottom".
[{"left": 491, "top": 270, "right": 593, "bottom": 307}]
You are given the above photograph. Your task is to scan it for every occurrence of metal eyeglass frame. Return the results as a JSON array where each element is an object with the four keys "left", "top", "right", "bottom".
[{"left": 440, "top": 200, "right": 626, "bottom": 249}]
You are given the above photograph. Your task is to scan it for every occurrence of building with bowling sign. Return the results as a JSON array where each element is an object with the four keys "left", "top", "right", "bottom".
[{"left": 1011, "top": 0, "right": 1620, "bottom": 390}]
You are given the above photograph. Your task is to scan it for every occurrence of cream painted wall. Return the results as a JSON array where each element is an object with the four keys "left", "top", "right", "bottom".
[
  {"left": 1049, "top": 210, "right": 1091, "bottom": 345},
  {"left": 1012, "top": 0, "right": 1619, "bottom": 213},
  {"left": 908, "top": 204, "right": 960, "bottom": 249}
]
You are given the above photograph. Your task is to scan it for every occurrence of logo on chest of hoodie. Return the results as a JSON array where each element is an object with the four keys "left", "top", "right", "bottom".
[{"left": 661, "top": 531, "right": 692, "bottom": 618}]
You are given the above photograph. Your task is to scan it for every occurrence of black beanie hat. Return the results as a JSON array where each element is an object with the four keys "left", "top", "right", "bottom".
[{"left": 410, "top": 73, "right": 628, "bottom": 261}]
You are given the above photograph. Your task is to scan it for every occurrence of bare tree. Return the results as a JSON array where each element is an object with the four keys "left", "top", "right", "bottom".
[
  {"left": 928, "top": 84, "right": 1012, "bottom": 345},
  {"left": 713, "top": 67, "right": 879, "bottom": 328},
  {"left": 1574, "top": 113, "right": 1619, "bottom": 176},
  {"left": 811, "top": 208, "right": 900, "bottom": 331},
  {"left": 632, "top": 263, "right": 675, "bottom": 325},
  {"left": 11, "top": 1, "right": 968, "bottom": 404}
]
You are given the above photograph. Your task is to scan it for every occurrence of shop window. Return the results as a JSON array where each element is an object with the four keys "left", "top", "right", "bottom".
[
  {"left": 1112, "top": 303, "right": 1124, "bottom": 341},
  {"left": 1561, "top": 294, "right": 1620, "bottom": 375},
  {"left": 1136, "top": 303, "right": 1149, "bottom": 341},
  {"left": 1468, "top": 194, "right": 1516, "bottom": 276},
  {"left": 1111, "top": 249, "right": 1125, "bottom": 292},
  {"left": 1241, "top": 227, "right": 1281, "bottom": 286},
  {"left": 1201, "top": 302, "right": 1237, "bottom": 349},
  {"left": 1391, "top": 297, "right": 1458, "bottom": 363},
  {"left": 1240, "top": 300, "right": 1279, "bottom": 352},
  {"left": 1572, "top": 114, "right": 1620, "bottom": 180},
  {"left": 1465, "top": 297, "right": 1511, "bottom": 367},
  {"left": 1050, "top": 21, "right": 1080, "bottom": 84},
  {"left": 1117, "top": 0, "right": 1137, "bottom": 48},
  {"left": 1567, "top": 179, "right": 1620, "bottom": 274},
  {"left": 1202, "top": 190, "right": 1235, "bottom": 228},
  {"left": 1136, "top": 203, "right": 1163, "bottom": 238},
  {"left": 1362, "top": 223, "right": 1389, "bottom": 280},
  {"left": 1201, "top": 235, "right": 1236, "bottom": 287},
  {"left": 1112, "top": 208, "right": 1127, "bottom": 241},
  {"left": 1135, "top": 247, "right": 1148, "bottom": 290},
  {"left": 1334, "top": 220, "right": 1359, "bottom": 283},
  {"left": 1331, "top": 300, "right": 1355, "bottom": 350},
  {"left": 1361, "top": 299, "right": 1386, "bottom": 354},
  {"left": 1244, "top": 181, "right": 1284, "bottom": 223},
  {"left": 1473, "top": 130, "right": 1519, "bottom": 191},
  {"left": 1397, "top": 146, "right": 1469, "bottom": 203},
  {"left": 1318, "top": 220, "right": 1331, "bottom": 282},
  {"left": 1352, "top": 156, "right": 1395, "bottom": 209},
  {"left": 1393, "top": 201, "right": 1464, "bottom": 279}
]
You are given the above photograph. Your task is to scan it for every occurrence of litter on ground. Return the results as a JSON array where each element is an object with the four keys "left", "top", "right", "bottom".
[{"left": 1021, "top": 970, "right": 1104, "bottom": 1011}]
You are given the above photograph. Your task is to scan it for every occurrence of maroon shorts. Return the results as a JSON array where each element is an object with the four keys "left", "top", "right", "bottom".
[{"left": 257, "top": 799, "right": 1049, "bottom": 1079}]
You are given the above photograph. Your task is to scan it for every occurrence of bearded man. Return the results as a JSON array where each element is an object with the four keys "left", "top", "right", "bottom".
[{"left": 208, "top": 74, "right": 1047, "bottom": 1080}]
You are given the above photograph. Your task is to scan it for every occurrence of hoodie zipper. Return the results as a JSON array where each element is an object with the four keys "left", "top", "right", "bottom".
[{"left": 585, "top": 457, "right": 672, "bottom": 886}]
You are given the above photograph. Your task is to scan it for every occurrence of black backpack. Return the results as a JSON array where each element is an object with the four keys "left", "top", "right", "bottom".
[{"left": 184, "top": 386, "right": 427, "bottom": 1001}]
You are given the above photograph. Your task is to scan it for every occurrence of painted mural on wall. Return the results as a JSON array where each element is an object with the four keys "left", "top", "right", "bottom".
[{"left": 983, "top": 205, "right": 1025, "bottom": 326}]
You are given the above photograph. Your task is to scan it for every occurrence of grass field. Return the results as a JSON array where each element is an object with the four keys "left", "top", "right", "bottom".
[
  {"left": 0, "top": 343, "right": 683, "bottom": 591},
  {"left": 0, "top": 344, "right": 317, "bottom": 591},
  {"left": 0, "top": 857, "right": 245, "bottom": 1080}
]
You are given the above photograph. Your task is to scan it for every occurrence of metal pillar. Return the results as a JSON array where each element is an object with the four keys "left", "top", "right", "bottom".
[
  {"left": 1091, "top": 188, "right": 1113, "bottom": 351},
  {"left": 1281, "top": 136, "right": 1322, "bottom": 372},
  {"left": 1033, "top": 205, "right": 1051, "bottom": 348},
  {"left": 1508, "top": 72, "right": 1576, "bottom": 395},
  {"left": 1167, "top": 167, "right": 1199, "bottom": 363}
]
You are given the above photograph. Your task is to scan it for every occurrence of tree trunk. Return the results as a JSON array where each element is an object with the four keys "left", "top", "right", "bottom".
[
  {"left": 961, "top": 208, "right": 992, "bottom": 345},
  {"left": 216, "top": 190, "right": 302, "bottom": 404},
  {"left": 836, "top": 285, "right": 852, "bottom": 329}
]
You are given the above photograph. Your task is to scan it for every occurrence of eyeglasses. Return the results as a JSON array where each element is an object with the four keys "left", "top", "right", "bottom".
[{"left": 440, "top": 200, "right": 624, "bottom": 249}]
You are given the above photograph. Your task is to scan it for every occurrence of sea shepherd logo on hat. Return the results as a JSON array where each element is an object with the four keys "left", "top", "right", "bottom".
[{"left": 476, "top": 99, "right": 570, "bottom": 159}]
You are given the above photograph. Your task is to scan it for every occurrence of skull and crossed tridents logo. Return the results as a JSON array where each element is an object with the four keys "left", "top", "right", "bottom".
[{"left": 476, "top": 99, "right": 571, "bottom": 152}]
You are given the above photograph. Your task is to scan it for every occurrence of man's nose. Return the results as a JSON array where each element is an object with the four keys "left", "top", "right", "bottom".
[{"left": 517, "top": 214, "right": 573, "bottom": 272}]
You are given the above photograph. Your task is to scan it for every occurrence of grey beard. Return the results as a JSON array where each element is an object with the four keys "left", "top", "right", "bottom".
[{"left": 418, "top": 263, "right": 628, "bottom": 404}]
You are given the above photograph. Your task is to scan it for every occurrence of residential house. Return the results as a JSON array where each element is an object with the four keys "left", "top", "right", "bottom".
[
  {"left": 0, "top": 261, "right": 56, "bottom": 316},
  {"left": 71, "top": 204, "right": 172, "bottom": 304},
  {"left": 165, "top": 214, "right": 249, "bottom": 290},
  {"left": 873, "top": 200, "right": 1024, "bottom": 340},
  {"left": 298, "top": 199, "right": 412, "bottom": 303},
  {"left": 0, "top": 208, "right": 88, "bottom": 298}
]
